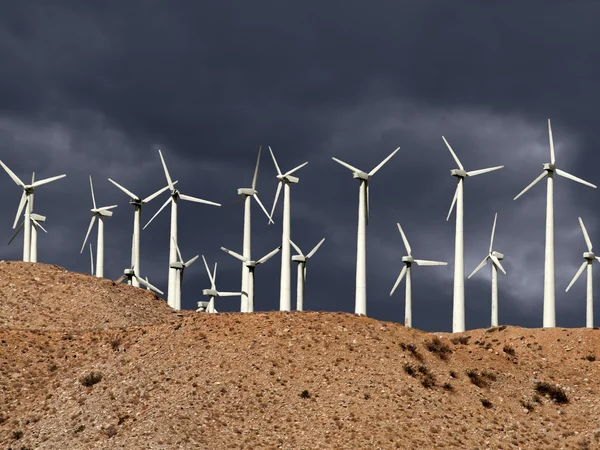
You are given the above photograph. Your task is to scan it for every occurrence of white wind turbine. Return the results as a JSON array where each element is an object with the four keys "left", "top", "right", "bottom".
[
  {"left": 289, "top": 238, "right": 325, "bottom": 311},
  {"left": 0, "top": 162, "right": 66, "bottom": 262},
  {"left": 80, "top": 176, "right": 118, "bottom": 278},
  {"left": 171, "top": 238, "right": 199, "bottom": 310},
  {"left": 268, "top": 147, "right": 308, "bottom": 312},
  {"left": 236, "top": 145, "right": 274, "bottom": 313},
  {"left": 9, "top": 213, "right": 48, "bottom": 262},
  {"left": 467, "top": 213, "right": 507, "bottom": 327},
  {"left": 201, "top": 256, "right": 242, "bottom": 313},
  {"left": 514, "top": 119, "right": 596, "bottom": 327},
  {"left": 565, "top": 217, "right": 600, "bottom": 328},
  {"left": 108, "top": 177, "right": 174, "bottom": 287},
  {"left": 332, "top": 147, "right": 401, "bottom": 316},
  {"left": 115, "top": 235, "right": 163, "bottom": 294},
  {"left": 143, "top": 149, "right": 221, "bottom": 309},
  {"left": 442, "top": 137, "right": 503, "bottom": 332},
  {"left": 389, "top": 223, "right": 447, "bottom": 328},
  {"left": 221, "top": 245, "right": 281, "bottom": 312}
]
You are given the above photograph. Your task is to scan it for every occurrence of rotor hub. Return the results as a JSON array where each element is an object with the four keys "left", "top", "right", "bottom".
[
  {"left": 24, "top": 186, "right": 35, "bottom": 194},
  {"left": 543, "top": 163, "right": 556, "bottom": 172},
  {"left": 245, "top": 261, "right": 257, "bottom": 268},
  {"left": 450, "top": 169, "right": 467, "bottom": 178},
  {"left": 129, "top": 199, "right": 143, "bottom": 206},
  {"left": 584, "top": 251, "right": 595, "bottom": 260},
  {"left": 491, "top": 251, "right": 504, "bottom": 260}
]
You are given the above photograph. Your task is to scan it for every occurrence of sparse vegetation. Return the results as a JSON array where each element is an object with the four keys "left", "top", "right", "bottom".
[
  {"left": 534, "top": 381, "right": 569, "bottom": 404},
  {"left": 466, "top": 369, "right": 496, "bottom": 388},
  {"left": 480, "top": 398, "right": 493, "bottom": 409},
  {"left": 300, "top": 390, "right": 311, "bottom": 399},
  {"left": 449, "top": 370, "right": 458, "bottom": 378},
  {"left": 503, "top": 345, "right": 515, "bottom": 356},
  {"left": 104, "top": 425, "right": 118, "bottom": 438},
  {"left": 520, "top": 399, "right": 535, "bottom": 412},
  {"left": 80, "top": 371, "right": 103, "bottom": 387},
  {"left": 12, "top": 429, "right": 23, "bottom": 440},
  {"left": 403, "top": 363, "right": 417, "bottom": 377},
  {"left": 485, "top": 325, "right": 507, "bottom": 333},
  {"left": 442, "top": 382, "right": 454, "bottom": 392},
  {"left": 450, "top": 335, "right": 470, "bottom": 345},
  {"left": 584, "top": 354, "right": 596, "bottom": 362},
  {"left": 400, "top": 343, "right": 424, "bottom": 361},
  {"left": 425, "top": 337, "right": 452, "bottom": 360},
  {"left": 74, "top": 425, "right": 85, "bottom": 434}
]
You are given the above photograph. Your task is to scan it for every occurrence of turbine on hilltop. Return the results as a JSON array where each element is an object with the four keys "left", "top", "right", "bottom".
[
  {"left": 201, "top": 256, "right": 241, "bottom": 313},
  {"left": 290, "top": 238, "right": 326, "bottom": 311},
  {"left": 442, "top": 136, "right": 504, "bottom": 333},
  {"left": 514, "top": 119, "right": 596, "bottom": 328},
  {"left": 332, "top": 147, "right": 400, "bottom": 316}
]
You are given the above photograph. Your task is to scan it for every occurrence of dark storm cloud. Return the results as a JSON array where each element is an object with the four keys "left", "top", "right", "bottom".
[{"left": 0, "top": 1, "right": 599, "bottom": 331}]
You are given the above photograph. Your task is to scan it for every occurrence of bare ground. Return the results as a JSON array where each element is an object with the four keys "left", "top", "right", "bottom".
[{"left": 1, "top": 262, "right": 600, "bottom": 449}]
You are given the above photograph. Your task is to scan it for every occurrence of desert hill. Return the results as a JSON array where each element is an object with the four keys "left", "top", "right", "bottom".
[{"left": 1, "top": 263, "right": 600, "bottom": 449}]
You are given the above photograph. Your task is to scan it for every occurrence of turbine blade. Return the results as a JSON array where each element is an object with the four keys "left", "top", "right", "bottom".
[
  {"left": 179, "top": 193, "right": 221, "bottom": 207},
  {"left": 396, "top": 222, "right": 411, "bottom": 256},
  {"left": 548, "top": 119, "right": 555, "bottom": 165},
  {"left": 289, "top": 239, "right": 304, "bottom": 257},
  {"left": 365, "top": 180, "right": 370, "bottom": 225},
  {"left": 268, "top": 146, "right": 282, "bottom": 176},
  {"left": 566, "top": 261, "right": 587, "bottom": 292},
  {"left": 253, "top": 194, "right": 274, "bottom": 224},
  {"left": 389, "top": 265, "right": 407, "bottom": 296},
  {"left": 446, "top": 182, "right": 459, "bottom": 221},
  {"left": 142, "top": 181, "right": 177, "bottom": 203},
  {"left": 95, "top": 205, "right": 118, "bottom": 211},
  {"left": 158, "top": 149, "right": 174, "bottom": 190},
  {"left": 218, "top": 292, "right": 242, "bottom": 297},
  {"left": 7, "top": 222, "right": 24, "bottom": 245},
  {"left": 115, "top": 275, "right": 128, "bottom": 284},
  {"left": 143, "top": 196, "right": 171, "bottom": 230},
  {"left": 579, "top": 217, "right": 593, "bottom": 252},
  {"left": 201, "top": 255, "right": 214, "bottom": 285},
  {"left": 212, "top": 263, "right": 217, "bottom": 289},
  {"left": 307, "top": 238, "right": 326, "bottom": 259},
  {"left": 514, "top": 171, "right": 547, "bottom": 201},
  {"left": 468, "top": 256, "right": 490, "bottom": 279},
  {"left": 221, "top": 247, "right": 247, "bottom": 262},
  {"left": 173, "top": 237, "right": 183, "bottom": 263},
  {"left": 466, "top": 166, "right": 504, "bottom": 177},
  {"left": 31, "top": 174, "right": 66, "bottom": 187},
  {"left": 80, "top": 216, "right": 96, "bottom": 253},
  {"left": 31, "top": 218, "right": 47, "bottom": 233},
  {"left": 257, "top": 245, "right": 282, "bottom": 264},
  {"left": 90, "top": 243, "right": 94, "bottom": 276},
  {"left": 251, "top": 145, "right": 262, "bottom": 190},
  {"left": 0, "top": 160, "right": 25, "bottom": 187},
  {"left": 185, "top": 255, "right": 199, "bottom": 267},
  {"left": 89, "top": 176, "right": 97, "bottom": 210},
  {"left": 555, "top": 169, "right": 597, "bottom": 189},
  {"left": 108, "top": 178, "right": 139, "bottom": 201},
  {"left": 442, "top": 137, "right": 464, "bottom": 170},
  {"left": 13, "top": 192, "right": 26, "bottom": 229},
  {"left": 331, "top": 157, "right": 362, "bottom": 174},
  {"left": 490, "top": 254, "right": 507, "bottom": 275},
  {"left": 414, "top": 260, "right": 448, "bottom": 266},
  {"left": 269, "top": 182, "right": 282, "bottom": 222},
  {"left": 135, "top": 275, "right": 164, "bottom": 294},
  {"left": 284, "top": 161, "right": 308, "bottom": 177},
  {"left": 489, "top": 213, "right": 498, "bottom": 254},
  {"left": 368, "top": 147, "right": 400, "bottom": 176}
]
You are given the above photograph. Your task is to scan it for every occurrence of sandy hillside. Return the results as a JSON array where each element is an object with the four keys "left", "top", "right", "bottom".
[{"left": 2, "top": 263, "right": 600, "bottom": 449}]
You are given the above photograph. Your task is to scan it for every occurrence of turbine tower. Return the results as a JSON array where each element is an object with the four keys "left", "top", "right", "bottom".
[
  {"left": 514, "top": 119, "right": 596, "bottom": 327},
  {"left": 332, "top": 147, "right": 400, "bottom": 316},
  {"left": 221, "top": 245, "right": 281, "bottom": 312},
  {"left": 289, "top": 238, "right": 326, "bottom": 311},
  {"left": 10, "top": 213, "right": 47, "bottom": 261},
  {"left": 236, "top": 145, "right": 274, "bottom": 313},
  {"left": 171, "top": 238, "right": 199, "bottom": 310},
  {"left": 201, "top": 256, "right": 242, "bottom": 313},
  {"left": 0, "top": 162, "right": 65, "bottom": 262},
  {"left": 467, "top": 213, "right": 507, "bottom": 327},
  {"left": 143, "top": 149, "right": 221, "bottom": 309},
  {"left": 268, "top": 147, "right": 308, "bottom": 312},
  {"left": 389, "top": 222, "right": 447, "bottom": 328},
  {"left": 442, "top": 137, "right": 503, "bottom": 332},
  {"left": 108, "top": 177, "right": 173, "bottom": 287},
  {"left": 80, "top": 176, "right": 118, "bottom": 278},
  {"left": 565, "top": 217, "right": 600, "bottom": 328}
]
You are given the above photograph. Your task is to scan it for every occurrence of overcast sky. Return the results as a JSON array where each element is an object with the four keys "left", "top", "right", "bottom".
[{"left": 1, "top": 1, "right": 599, "bottom": 331}]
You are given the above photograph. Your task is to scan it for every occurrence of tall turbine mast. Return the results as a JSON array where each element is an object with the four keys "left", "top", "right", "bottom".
[
  {"left": 332, "top": 147, "right": 400, "bottom": 316},
  {"left": 268, "top": 147, "right": 308, "bottom": 312},
  {"left": 514, "top": 120, "right": 596, "bottom": 327},
  {"left": 290, "top": 238, "right": 326, "bottom": 311},
  {"left": 201, "top": 256, "right": 241, "bottom": 313},
  {"left": 442, "top": 137, "right": 503, "bottom": 332}
]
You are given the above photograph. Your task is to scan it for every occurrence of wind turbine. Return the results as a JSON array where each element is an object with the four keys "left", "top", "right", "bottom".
[
  {"left": 268, "top": 147, "right": 308, "bottom": 312},
  {"left": 0, "top": 162, "right": 66, "bottom": 262},
  {"left": 9, "top": 213, "right": 47, "bottom": 262},
  {"left": 171, "top": 238, "right": 199, "bottom": 310},
  {"left": 331, "top": 147, "right": 401, "bottom": 316},
  {"left": 467, "top": 213, "right": 507, "bottom": 327},
  {"left": 115, "top": 235, "right": 163, "bottom": 294},
  {"left": 236, "top": 145, "right": 274, "bottom": 313},
  {"left": 565, "top": 217, "right": 600, "bottom": 328},
  {"left": 201, "top": 256, "right": 242, "bottom": 313},
  {"left": 143, "top": 149, "right": 221, "bottom": 309},
  {"left": 221, "top": 245, "right": 281, "bottom": 312},
  {"left": 514, "top": 119, "right": 596, "bottom": 327},
  {"left": 442, "top": 137, "right": 503, "bottom": 332},
  {"left": 389, "top": 223, "right": 447, "bottom": 328},
  {"left": 289, "top": 238, "right": 326, "bottom": 311},
  {"left": 108, "top": 177, "right": 174, "bottom": 287},
  {"left": 80, "top": 176, "right": 118, "bottom": 278}
]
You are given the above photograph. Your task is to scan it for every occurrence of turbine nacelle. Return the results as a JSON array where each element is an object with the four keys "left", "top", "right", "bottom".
[
  {"left": 450, "top": 169, "right": 468, "bottom": 178},
  {"left": 402, "top": 255, "right": 414, "bottom": 264},
  {"left": 170, "top": 261, "right": 185, "bottom": 270},
  {"left": 237, "top": 188, "right": 258, "bottom": 196},
  {"left": 276, "top": 174, "right": 299, "bottom": 184},
  {"left": 124, "top": 268, "right": 135, "bottom": 276},
  {"left": 491, "top": 251, "right": 504, "bottom": 260},
  {"left": 91, "top": 208, "right": 114, "bottom": 217},
  {"left": 584, "top": 251, "right": 596, "bottom": 261},
  {"left": 203, "top": 288, "right": 219, "bottom": 297},
  {"left": 245, "top": 261, "right": 258, "bottom": 268},
  {"left": 128, "top": 198, "right": 143, "bottom": 206},
  {"left": 30, "top": 213, "right": 46, "bottom": 222},
  {"left": 543, "top": 163, "right": 556, "bottom": 172},
  {"left": 352, "top": 171, "right": 370, "bottom": 181},
  {"left": 292, "top": 255, "right": 306, "bottom": 263}
]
